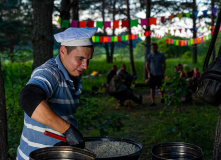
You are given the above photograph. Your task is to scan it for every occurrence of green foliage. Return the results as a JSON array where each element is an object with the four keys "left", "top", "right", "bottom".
[
  {"left": 134, "top": 42, "right": 145, "bottom": 59},
  {"left": 2, "top": 61, "right": 32, "bottom": 157},
  {"left": 182, "top": 51, "right": 192, "bottom": 59},
  {"left": 161, "top": 73, "right": 190, "bottom": 113},
  {"left": 156, "top": 36, "right": 191, "bottom": 58},
  {"left": 75, "top": 95, "right": 129, "bottom": 137},
  {"left": 115, "top": 47, "right": 130, "bottom": 60}
]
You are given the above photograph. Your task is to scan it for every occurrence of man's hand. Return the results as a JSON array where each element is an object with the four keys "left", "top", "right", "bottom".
[{"left": 63, "top": 124, "right": 85, "bottom": 149}]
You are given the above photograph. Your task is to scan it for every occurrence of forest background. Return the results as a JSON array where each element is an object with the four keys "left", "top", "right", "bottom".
[{"left": 0, "top": 0, "right": 221, "bottom": 160}]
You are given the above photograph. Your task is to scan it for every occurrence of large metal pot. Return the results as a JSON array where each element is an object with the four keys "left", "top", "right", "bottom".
[
  {"left": 55, "top": 137, "right": 143, "bottom": 160},
  {"left": 29, "top": 146, "right": 96, "bottom": 160},
  {"left": 151, "top": 142, "right": 203, "bottom": 160}
]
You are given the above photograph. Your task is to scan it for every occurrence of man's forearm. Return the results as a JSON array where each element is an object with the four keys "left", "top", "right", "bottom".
[{"left": 31, "top": 100, "right": 70, "bottom": 134}]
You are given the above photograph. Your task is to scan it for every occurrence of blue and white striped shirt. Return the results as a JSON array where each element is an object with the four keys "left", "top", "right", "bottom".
[{"left": 17, "top": 55, "right": 82, "bottom": 160}]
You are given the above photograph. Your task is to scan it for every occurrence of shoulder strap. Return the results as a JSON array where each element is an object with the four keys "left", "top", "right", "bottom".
[{"left": 203, "top": 10, "right": 221, "bottom": 71}]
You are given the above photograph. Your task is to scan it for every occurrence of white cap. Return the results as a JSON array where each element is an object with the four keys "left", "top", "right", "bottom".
[{"left": 54, "top": 27, "right": 98, "bottom": 46}]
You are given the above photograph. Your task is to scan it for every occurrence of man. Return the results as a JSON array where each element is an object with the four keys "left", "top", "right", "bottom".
[
  {"left": 117, "top": 64, "right": 135, "bottom": 88},
  {"left": 17, "top": 27, "right": 97, "bottom": 159},
  {"left": 106, "top": 64, "right": 117, "bottom": 86},
  {"left": 146, "top": 43, "right": 166, "bottom": 106}
]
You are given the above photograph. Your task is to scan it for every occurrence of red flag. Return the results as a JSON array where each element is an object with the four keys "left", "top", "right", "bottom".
[
  {"left": 149, "top": 17, "right": 157, "bottom": 26},
  {"left": 122, "top": 20, "right": 129, "bottom": 28},
  {"left": 113, "top": 20, "right": 119, "bottom": 29},
  {"left": 161, "top": 16, "right": 165, "bottom": 23},
  {"left": 87, "top": 21, "right": 94, "bottom": 27},
  {"left": 79, "top": 21, "right": 86, "bottom": 28}
]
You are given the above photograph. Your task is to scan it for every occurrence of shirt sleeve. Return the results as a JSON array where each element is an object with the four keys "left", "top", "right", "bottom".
[{"left": 27, "top": 66, "right": 59, "bottom": 99}]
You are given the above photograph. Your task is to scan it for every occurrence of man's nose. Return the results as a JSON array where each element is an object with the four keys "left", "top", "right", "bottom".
[{"left": 81, "top": 60, "right": 87, "bottom": 69}]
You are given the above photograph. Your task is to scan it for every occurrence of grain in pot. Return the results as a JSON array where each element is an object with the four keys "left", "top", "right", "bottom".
[{"left": 85, "top": 140, "right": 140, "bottom": 158}]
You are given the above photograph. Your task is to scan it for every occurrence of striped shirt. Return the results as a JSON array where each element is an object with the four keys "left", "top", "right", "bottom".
[{"left": 17, "top": 55, "right": 82, "bottom": 160}]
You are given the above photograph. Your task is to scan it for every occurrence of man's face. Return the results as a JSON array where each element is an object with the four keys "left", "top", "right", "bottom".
[
  {"left": 60, "top": 46, "right": 94, "bottom": 77},
  {"left": 151, "top": 45, "right": 158, "bottom": 54}
]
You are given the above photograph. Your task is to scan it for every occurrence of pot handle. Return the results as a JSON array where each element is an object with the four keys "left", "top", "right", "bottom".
[{"left": 44, "top": 131, "right": 67, "bottom": 142}]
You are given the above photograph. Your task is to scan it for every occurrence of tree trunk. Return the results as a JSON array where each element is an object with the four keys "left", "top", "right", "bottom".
[
  {"left": 32, "top": 0, "right": 54, "bottom": 70},
  {"left": 108, "top": 0, "right": 116, "bottom": 63},
  {"left": 213, "top": 105, "right": 221, "bottom": 160},
  {"left": 60, "top": 0, "right": 71, "bottom": 30},
  {"left": 192, "top": 0, "right": 197, "bottom": 64},
  {"left": 71, "top": 0, "right": 79, "bottom": 21},
  {"left": 143, "top": 0, "right": 151, "bottom": 80},
  {"left": 126, "top": 0, "right": 136, "bottom": 75},
  {"left": 211, "top": 0, "right": 215, "bottom": 61},
  {"left": 0, "top": 58, "right": 8, "bottom": 160},
  {"left": 101, "top": 0, "right": 111, "bottom": 63}
]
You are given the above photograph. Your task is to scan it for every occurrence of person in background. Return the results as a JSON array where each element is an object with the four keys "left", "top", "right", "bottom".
[
  {"left": 192, "top": 67, "right": 201, "bottom": 79},
  {"left": 183, "top": 64, "right": 193, "bottom": 78},
  {"left": 117, "top": 64, "right": 136, "bottom": 88},
  {"left": 177, "top": 64, "right": 183, "bottom": 74},
  {"left": 107, "top": 75, "right": 142, "bottom": 105},
  {"left": 106, "top": 64, "right": 117, "bottom": 86},
  {"left": 17, "top": 27, "right": 98, "bottom": 159},
  {"left": 146, "top": 43, "right": 166, "bottom": 106}
]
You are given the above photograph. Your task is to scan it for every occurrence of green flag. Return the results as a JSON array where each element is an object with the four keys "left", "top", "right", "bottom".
[
  {"left": 96, "top": 21, "right": 103, "bottom": 29},
  {"left": 61, "top": 20, "right": 69, "bottom": 28},
  {"left": 185, "top": 12, "right": 191, "bottom": 18},
  {"left": 130, "top": 19, "right": 138, "bottom": 28}
]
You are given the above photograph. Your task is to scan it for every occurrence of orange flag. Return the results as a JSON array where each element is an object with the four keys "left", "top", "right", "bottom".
[
  {"left": 113, "top": 20, "right": 119, "bottom": 29},
  {"left": 79, "top": 21, "right": 86, "bottom": 28},
  {"left": 149, "top": 17, "right": 157, "bottom": 26},
  {"left": 169, "top": 15, "right": 174, "bottom": 21}
]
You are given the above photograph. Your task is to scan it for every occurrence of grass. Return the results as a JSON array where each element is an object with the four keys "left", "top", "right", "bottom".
[{"left": 2, "top": 56, "right": 218, "bottom": 159}]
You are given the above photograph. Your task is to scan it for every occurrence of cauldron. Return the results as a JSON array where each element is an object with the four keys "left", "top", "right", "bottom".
[
  {"left": 151, "top": 142, "right": 203, "bottom": 160},
  {"left": 29, "top": 146, "right": 96, "bottom": 160},
  {"left": 55, "top": 137, "right": 143, "bottom": 160}
]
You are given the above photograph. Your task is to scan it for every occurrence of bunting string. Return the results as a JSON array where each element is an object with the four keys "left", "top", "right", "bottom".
[
  {"left": 58, "top": 7, "right": 219, "bottom": 31},
  {"left": 91, "top": 26, "right": 221, "bottom": 47}
]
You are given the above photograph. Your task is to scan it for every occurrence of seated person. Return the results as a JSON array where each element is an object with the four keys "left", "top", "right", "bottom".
[
  {"left": 179, "top": 64, "right": 193, "bottom": 79},
  {"left": 107, "top": 75, "right": 142, "bottom": 104},
  {"left": 106, "top": 64, "right": 117, "bottom": 86},
  {"left": 117, "top": 64, "right": 135, "bottom": 88},
  {"left": 192, "top": 67, "right": 201, "bottom": 79}
]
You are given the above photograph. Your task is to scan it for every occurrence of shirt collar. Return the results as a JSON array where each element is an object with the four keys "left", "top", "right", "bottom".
[{"left": 55, "top": 54, "right": 71, "bottom": 81}]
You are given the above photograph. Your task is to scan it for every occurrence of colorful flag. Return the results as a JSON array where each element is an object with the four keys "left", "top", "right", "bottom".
[
  {"left": 70, "top": 20, "right": 78, "bottom": 27},
  {"left": 202, "top": 10, "right": 208, "bottom": 17},
  {"left": 130, "top": 19, "right": 138, "bottom": 27},
  {"left": 104, "top": 21, "right": 111, "bottom": 29},
  {"left": 185, "top": 12, "right": 191, "bottom": 18},
  {"left": 87, "top": 21, "right": 94, "bottom": 27},
  {"left": 212, "top": 8, "right": 217, "bottom": 16},
  {"left": 96, "top": 21, "right": 103, "bottom": 29},
  {"left": 177, "top": 13, "right": 183, "bottom": 20},
  {"left": 122, "top": 20, "right": 129, "bottom": 28},
  {"left": 113, "top": 20, "right": 119, "bottom": 29},
  {"left": 61, "top": 20, "right": 69, "bottom": 28},
  {"left": 57, "top": 16, "right": 61, "bottom": 23},
  {"left": 103, "top": 36, "right": 108, "bottom": 42},
  {"left": 169, "top": 15, "right": 174, "bottom": 21},
  {"left": 149, "top": 17, "right": 157, "bottom": 26},
  {"left": 79, "top": 21, "right": 86, "bottom": 28},
  {"left": 194, "top": 11, "right": 199, "bottom": 19},
  {"left": 92, "top": 36, "right": 95, "bottom": 42},
  {"left": 141, "top": 18, "right": 148, "bottom": 27},
  {"left": 161, "top": 16, "right": 165, "bottom": 23}
]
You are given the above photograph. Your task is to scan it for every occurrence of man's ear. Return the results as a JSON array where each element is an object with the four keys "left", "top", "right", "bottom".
[{"left": 60, "top": 45, "right": 67, "bottom": 58}]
